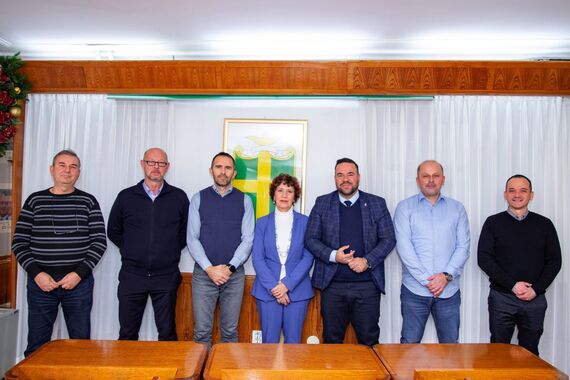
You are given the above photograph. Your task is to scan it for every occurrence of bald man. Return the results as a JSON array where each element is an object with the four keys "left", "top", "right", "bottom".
[
  {"left": 478, "top": 174, "right": 561, "bottom": 356},
  {"left": 394, "top": 160, "right": 470, "bottom": 344},
  {"left": 108, "top": 148, "right": 189, "bottom": 341}
]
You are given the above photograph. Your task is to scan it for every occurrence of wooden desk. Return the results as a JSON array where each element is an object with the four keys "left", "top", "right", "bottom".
[
  {"left": 373, "top": 343, "right": 568, "bottom": 380},
  {"left": 5, "top": 339, "right": 207, "bottom": 380},
  {"left": 204, "top": 343, "right": 389, "bottom": 380}
]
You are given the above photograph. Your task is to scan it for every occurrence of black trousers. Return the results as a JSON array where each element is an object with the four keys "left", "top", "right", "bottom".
[
  {"left": 321, "top": 280, "right": 381, "bottom": 346},
  {"left": 117, "top": 269, "right": 181, "bottom": 341},
  {"left": 488, "top": 288, "right": 547, "bottom": 356}
]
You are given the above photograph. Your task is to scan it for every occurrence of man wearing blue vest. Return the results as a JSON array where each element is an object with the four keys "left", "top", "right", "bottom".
[
  {"left": 187, "top": 152, "right": 254, "bottom": 346},
  {"left": 305, "top": 158, "right": 396, "bottom": 346}
]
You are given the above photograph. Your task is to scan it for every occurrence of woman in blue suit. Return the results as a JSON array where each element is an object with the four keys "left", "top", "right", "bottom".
[{"left": 251, "top": 173, "right": 314, "bottom": 343}]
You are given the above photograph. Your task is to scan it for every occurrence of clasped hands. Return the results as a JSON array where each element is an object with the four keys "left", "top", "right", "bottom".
[
  {"left": 34, "top": 271, "right": 81, "bottom": 292},
  {"left": 426, "top": 273, "right": 449, "bottom": 298},
  {"left": 205, "top": 264, "right": 233, "bottom": 286},
  {"left": 512, "top": 281, "right": 536, "bottom": 301},
  {"left": 271, "top": 281, "right": 290, "bottom": 305},
  {"left": 336, "top": 245, "right": 369, "bottom": 273}
]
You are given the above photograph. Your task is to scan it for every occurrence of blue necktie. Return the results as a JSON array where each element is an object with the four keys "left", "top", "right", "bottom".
[{"left": 344, "top": 200, "right": 352, "bottom": 207}]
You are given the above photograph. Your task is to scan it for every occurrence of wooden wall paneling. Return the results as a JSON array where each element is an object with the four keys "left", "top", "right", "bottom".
[
  {"left": 0, "top": 257, "right": 10, "bottom": 305},
  {"left": 21, "top": 60, "right": 570, "bottom": 95},
  {"left": 175, "top": 274, "right": 194, "bottom": 341},
  {"left": 176, "top": 273, "right": 358, "bottom": 344},
  {"left": 9, "top": 102, "right": 25, "bottom": 308}
]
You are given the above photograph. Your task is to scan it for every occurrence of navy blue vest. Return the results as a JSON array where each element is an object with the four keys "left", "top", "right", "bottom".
[
  {"left": 198, "top": 187, "right": 245, "bottom": 265},
  {"left": 334, "top": 198, "right": 372, "bottom": 282}
]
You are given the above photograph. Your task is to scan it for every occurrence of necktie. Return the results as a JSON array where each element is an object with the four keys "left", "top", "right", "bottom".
[{"left": 344, "top": 200, "right": 352, "bottom": 207}]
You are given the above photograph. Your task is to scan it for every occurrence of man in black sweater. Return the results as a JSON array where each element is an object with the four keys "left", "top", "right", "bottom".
[
  {"left": 12, "top": 149, "right": 107, "bottom": 356},
  {"left": 107, "top": 147, "right": 189, "bottom": 341},
  {"left": 478, "top": 174, "right": 561, "bottom": 356}
]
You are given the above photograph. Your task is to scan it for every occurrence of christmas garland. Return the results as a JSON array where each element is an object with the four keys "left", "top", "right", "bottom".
[{"left": 0, "top": 53, "right": 31, "bottom": 157}]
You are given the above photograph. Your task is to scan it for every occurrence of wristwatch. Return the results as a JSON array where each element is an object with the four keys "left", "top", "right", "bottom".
[
  {"left": 443, "top": 272, "right": 453, "bottom": 282},
  {"left": 226, "top": 264, "right": 236, "bottom": 273}
]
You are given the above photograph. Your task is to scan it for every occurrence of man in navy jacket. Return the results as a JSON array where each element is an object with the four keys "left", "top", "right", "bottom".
[
  {"left": 108, "top": 147, "right": 189, "bottom": 341},
  {"left": 305, "top": 158, "right": 396, "bottom": 346}
]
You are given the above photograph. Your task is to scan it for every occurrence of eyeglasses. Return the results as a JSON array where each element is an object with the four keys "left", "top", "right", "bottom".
[
  {"left": 144, "top": 160, "right": 169, "bottom": 168},
  {"left": 51, "top": 199, "right": 79, "bottom": 235}
]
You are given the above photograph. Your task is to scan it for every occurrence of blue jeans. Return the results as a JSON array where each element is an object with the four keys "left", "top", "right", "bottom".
[
  {"left": 400, "top": 284, "right": 461, "bottom": 343},
  {"left": 192, "top": 264, "right": 245, "bottom": 345},
  {"left": 26, "top": 274, "right": 94, "bottom": 356}
]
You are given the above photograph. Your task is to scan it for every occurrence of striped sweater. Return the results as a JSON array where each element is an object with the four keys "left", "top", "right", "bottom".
[{"left": 12, "top": 188, "right": 107, "bottom": 279}]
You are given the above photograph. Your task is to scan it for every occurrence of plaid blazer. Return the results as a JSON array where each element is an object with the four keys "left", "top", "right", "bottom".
[{"left": 305, "top": 190, "right": 396, "bottom": 293}]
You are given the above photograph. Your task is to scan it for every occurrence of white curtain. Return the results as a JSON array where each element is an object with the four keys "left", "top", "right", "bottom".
[
  {"left": 17, "top": 94, "right": 174, "bottom": 358},
  {"left": 361, "top": 96, "right": 569, "bottom": 371},
  {"left": 16, "top": 94, "right": 569, "bottom": 372}
]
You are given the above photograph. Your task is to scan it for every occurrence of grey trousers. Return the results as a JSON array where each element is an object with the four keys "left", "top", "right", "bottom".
[{"left": 192, "top": 264, "right": 245, "bottom": 345}]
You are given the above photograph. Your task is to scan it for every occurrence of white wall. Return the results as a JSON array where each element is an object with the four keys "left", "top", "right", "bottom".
[{"left": 171, "top": 99, "right": 364, "bottom": 274}]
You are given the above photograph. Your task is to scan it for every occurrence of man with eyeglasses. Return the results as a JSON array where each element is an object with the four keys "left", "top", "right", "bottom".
[
  {"left": 12, "top": 149, "right": 107, "bottom": 356},
  {"left": 108, "top": 147, "right": 189, "bottom": 341}
]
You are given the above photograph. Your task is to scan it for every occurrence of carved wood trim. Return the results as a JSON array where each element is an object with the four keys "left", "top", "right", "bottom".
[{"left": 21, "top": 60, "right": 570, "bottom": 95}]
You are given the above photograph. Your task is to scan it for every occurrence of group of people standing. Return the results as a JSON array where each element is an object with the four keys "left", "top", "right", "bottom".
[{"left": 12, "top": 148, "right": 561, "bottom": 359}]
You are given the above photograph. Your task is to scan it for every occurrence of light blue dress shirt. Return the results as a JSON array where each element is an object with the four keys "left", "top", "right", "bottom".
[
  {"left": 394, "top": 193, "right": 470, "bottom": 298},
  {"left": 187, "top": 185, "right": 254, "bottom": 270},
  {"left": 142, "top": 181, "right": 163, "bottom": 202}
]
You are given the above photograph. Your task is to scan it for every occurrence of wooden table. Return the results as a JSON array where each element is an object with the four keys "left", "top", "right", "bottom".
[
  {"left": 373, "top": 343, "right": 568, "bottom": 380},
  {"left": 204, "top": 343, "right": 389, "bottom": 380},
  {"left": 5, "top": 339, "right": 207, "bottom": 380}
]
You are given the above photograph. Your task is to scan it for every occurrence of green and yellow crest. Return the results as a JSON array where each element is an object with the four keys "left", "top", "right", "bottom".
[{"left": 233, "top": 146, "right": 295, "bottom": 219}]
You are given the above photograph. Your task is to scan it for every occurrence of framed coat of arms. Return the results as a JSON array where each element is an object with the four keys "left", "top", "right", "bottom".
[{"left": 223, "top": 118, "right": 307, "bottom": 219}]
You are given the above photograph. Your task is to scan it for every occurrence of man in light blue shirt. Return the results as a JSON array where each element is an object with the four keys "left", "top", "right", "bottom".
[
  {"left": 187, "top": 152, "right": 254, "bottom": 346},
  {"left": 394, "top": 160, "right": 470, "bottom": 343}
]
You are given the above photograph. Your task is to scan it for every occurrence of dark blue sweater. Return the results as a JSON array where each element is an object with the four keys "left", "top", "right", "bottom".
[
  {"left": 334, "top": 198, "right": 371, "bottom": 282},
  {"left": 107, "top": 180, "right": 189, "bottom": 276}
]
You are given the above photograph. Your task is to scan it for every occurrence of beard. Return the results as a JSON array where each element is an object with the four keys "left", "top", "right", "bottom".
[
  {"left": 337, "top": 181, "right": 358, "bottom": 197},
  {"left": 214, "top": 174, "right": 231, "bottom": 188}
]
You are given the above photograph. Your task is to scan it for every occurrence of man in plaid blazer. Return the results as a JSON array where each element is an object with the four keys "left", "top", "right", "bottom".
[{"left": 305, "top": 158, "right": 396, "bottom": 346}]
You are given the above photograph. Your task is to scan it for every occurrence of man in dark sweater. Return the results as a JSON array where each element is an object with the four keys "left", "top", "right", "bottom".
[
  {"left": 478, "top": 174, "right": 561, "bottom": 356},
  {"left": 107, "top": 147, "right": 189, "bottom": 341},
  {"left": 187, "top": 152, "right": 254, "bottom": 346},
  {"left": 305, "top": 158, "right": 396, "bottom": 346},
  {"left": 12, "top": 149, "right": 107, "bottom": 356}
]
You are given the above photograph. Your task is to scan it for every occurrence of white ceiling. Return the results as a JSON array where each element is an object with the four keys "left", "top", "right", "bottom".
[{"left": 1, "top": 0, "right": 570, "bottom": 60}]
